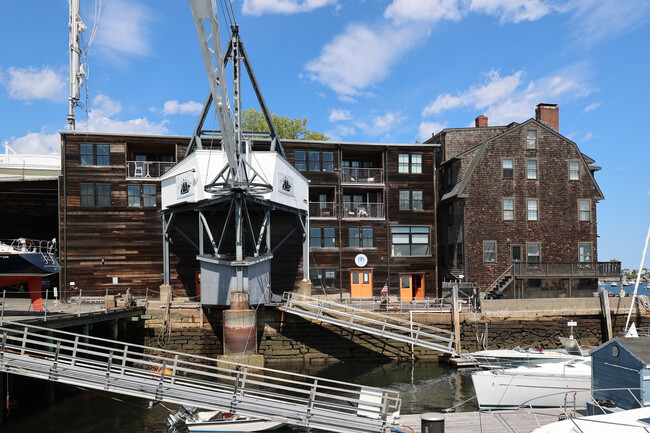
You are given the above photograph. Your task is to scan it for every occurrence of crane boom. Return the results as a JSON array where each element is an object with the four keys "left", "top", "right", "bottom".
[{"left": 189, "top": 0, "right": 238, "bottom": 175}]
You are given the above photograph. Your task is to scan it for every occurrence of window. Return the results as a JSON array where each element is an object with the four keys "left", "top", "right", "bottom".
[
  {"left": 398, "top": 154, "right": 422, "bottom": 174},
  {"left": 399, "top": 190, "right": 423, "bottom": 210},
  {"left": 526, "top": 159, "right": 538, "bottom": 180},
  {"left": 526, "top": 129, "right": 537, "bottom": 149},
  {"left": 81, "top": 183, "right": 111, "bottom": 207},
  {"left": 79, "top": 143, "right": 110, "bottom": 166},
  {"left": 398, "top": 154, "right": 409, "bottom": 173},
  {"left": 294, "top": 151, "right": 306, "bottom": 170},
  {"left": 127, "top": 185, "right": 141, "bottom": 207},
  {"left": 349, "top": 228, "right": 374, "bottom": 247},
  {"left": 96, "top": 184, "right": 111, "bottom": 207},
  {"left": 391, "top": 226, "right": 430, "bottom": 257},
  {"left": 399, "top": 190, "right": 410, "bottom": 210},
  {"left": 143, "top": 184, "right": 157, "bottom": 207},
  {"left": 527, "top": 243, "right": 541, "bottom": 265},
  {"left": 456, "top": 242, "right": 463, "bottom": 266},
  {"left": 578, "top": 199, "right": 591, "bottom": 222},
  {"left": 527, "top": 199, "right": 538, "bottom": 221},
  {"left": 569, "top": 161, "right": 580, "bottom": 181},
  {"left": 579, "top": 242, "right": 592, "bottom": 263},
  {"left": 503, "top": 198, "right": 514, "bottom": 221},
  {"left": 322, "top": 152, "right": 334, "bottom": 171},
  {"left": 412, "top": 190, "right": 423, "bottom": 210},
  {"left": 483, "top": 241, "right": 497, "bottom": 263},
  {"left": 310, "top": 268, "right": 336, "bottom": 290},
  {"left": 308, "top": 151, "right": 320, "bottom": 171},
  {"left": 310, "top": 227, "right": 335, "bottom": 247},
  {"left": 80, "top": 183, "right": 95, "bottom": 207},
  {"left": 502, "top": 158, "right": 514, "bottom": 179}
]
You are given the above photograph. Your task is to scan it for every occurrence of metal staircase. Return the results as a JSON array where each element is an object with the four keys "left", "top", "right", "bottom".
[
  {"left": 0, "top": 321, "right": 400, "bottom": 433},
  {"left": 279, "top": 292, "right": 457, "bottom": 355}
]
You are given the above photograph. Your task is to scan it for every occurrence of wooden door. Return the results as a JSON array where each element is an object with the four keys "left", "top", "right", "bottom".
[
  {"left": 413, "top": 274, "right": 424, "bottom": 300},
  {"left": 350, "top": 269, "right": 373, "bottom": 298},
  {"left": 400, "top": 275, "right": 412, "bottom": 301}
]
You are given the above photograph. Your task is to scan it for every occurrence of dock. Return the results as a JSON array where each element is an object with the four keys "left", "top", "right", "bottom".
[{"left": 400, "top": 408, "right": 569, "bottom": 432}]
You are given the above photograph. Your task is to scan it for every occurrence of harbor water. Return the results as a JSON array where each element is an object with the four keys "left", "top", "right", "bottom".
[{"left": 1, "top": 361, "right": 476, "bottom": 432}]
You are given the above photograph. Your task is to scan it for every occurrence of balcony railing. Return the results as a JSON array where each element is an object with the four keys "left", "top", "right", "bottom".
[
  {"left": 309, "top": 202, "right": 336, "bottom": 218},
  {"left": 342, "top": 202, "right": 384, "bottom": 219},
  {"left": 512, "top": 261, "right": 621, "bottom": 278},
  {"left": 126, "top": 161, "right": 175, "bottom": 178},
  {"left": 341, "top": 168, "right": 383, "bottom": 184}
]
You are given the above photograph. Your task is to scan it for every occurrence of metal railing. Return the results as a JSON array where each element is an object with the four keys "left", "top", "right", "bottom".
[
  {"left": 0, "top": 321, "right": 401, "bottom": 433},
  {"left": 342, "top": 202, "right": 384, "bottom": 219},
  {"left": 485, "top": 265, "right": 513, "bottom": 294},
  {"left": 280, "top": 292, "right": 456, "bottom": 355},
  {"left": 339, "top": 296, "right": 473, "bottom": 313},
  {"left": 341, "top": 168, "right": 383, "bottom": 184},
  {"left": 309, "top": 201, "right": 336, "bottom": 218},
  {"left": 126, "top": 161, "right": 175, "bottom": 178},
  {"left": 512, "top": 261, "right": 621, "bottom": 278}
]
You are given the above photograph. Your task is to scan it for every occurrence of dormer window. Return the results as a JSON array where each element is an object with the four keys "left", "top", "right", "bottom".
[{"left": 526, "top": 130, "right": 537, "bottom": 149}]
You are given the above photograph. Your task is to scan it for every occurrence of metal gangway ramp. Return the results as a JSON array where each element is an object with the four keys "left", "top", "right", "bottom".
[
  {"left": 279, "top": 293, "right": 457, "bottom": 355},
  {"left": 0, "top": 321, "right": 401, "bottom": 433}
]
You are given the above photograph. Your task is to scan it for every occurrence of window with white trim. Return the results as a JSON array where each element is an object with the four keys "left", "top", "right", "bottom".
[
  {"left": 526, "top": 130, "right": 537, "bottom": 149},
  {"left": 503, "top": 198, "right": 514, "bottom": 221},
  {"left": 502, "top": 158, "right": 514, "bottom": 179},
  {"left": 527, "top": 159, "right": 538, "bottom": 180},
  {"left": 527, "top": 199, "right": 538, "bottom": 221},
  {"left": 483, "top": 241, "right": 496, "bottom": 263},
  {"left": 527, "top": 243, "right": 541, "bottom": 264},
  {"left": 578, "top": 199, "right": 591, "bottom": 222},
  {"left": 578, "top": 242, "right": 592, "bottom": 262},
  {"left": 398, "top": 154, "right": 422, "bottom": 174},
  {"left": 569, "top": 161, "right": 580, "bottom": 181}
]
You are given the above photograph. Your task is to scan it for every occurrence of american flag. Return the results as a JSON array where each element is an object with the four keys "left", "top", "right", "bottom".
[{"left": 380, "top": 282, "right": 389, "bottom": 301}]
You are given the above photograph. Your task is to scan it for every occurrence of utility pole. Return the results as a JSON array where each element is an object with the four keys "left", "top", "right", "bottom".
[{"left": 67, "top": 0, "right": 86, "bottom": 130}]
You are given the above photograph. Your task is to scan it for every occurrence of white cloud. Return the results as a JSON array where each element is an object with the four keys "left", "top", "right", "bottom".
[
  {"left": 384, "top": 0, "right": 462, "bottom": 23},
  {"left": 581, "top": 131, "right": 594, "bottom": 142},
  {"left": 3, "top": 66, "right": 66, "bottom": 102},
  {"left": 95, "top": 0, "right": 153, "bottom": 57},
  {"left": 328, "top": 108, "right": 352, "bottom": 122},
  {"left": 565, "top": 0, "right": 650, "bottom": 47},
  {"left": 468, "top": 0, "right": 554, "bottom": 23},
  {"left": 163, "top": 100, "right": 203, "bottom": 116},
  {"left": 305, "top": 24, "right": 419, "bottom": 97},
  {"left": 418, "top": 121, "right": 447, "bottom": 141},
  {"left": 325, "top": 124, "right": 356, "bottom": 141},
  {"left": 356, "top": 111, "right": 406, "bottom": 136},
  {"left": 242, "top": 0, "right": 337, "bottom": 16},
  {"left": 75, "top": 94, "right": 168, "bottom": 135},
  {"left": 9, "top": 131, "right": 60, "bottom": 155},
  {"left": 422, "top": 65, "right": 593, "bottom": 126},
  {"left": 583, "top": 102, "right": 601, "bottom": 113}
]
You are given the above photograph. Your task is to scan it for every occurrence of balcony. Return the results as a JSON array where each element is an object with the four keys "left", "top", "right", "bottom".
[
  {"left": 342, "top": 202, "right": 384, "bottom": 219},
  {"left": 341, "top": 168, "right": 383, "bottom": 184},
  {"left": 126, "top": 161, "right": 176, "bottom": 179},
  {"left": 309, "top": 202, "right": 336, "bottom": 218},
  {"left": 512, "top": 261, "right": 621, "bottom": 278}
]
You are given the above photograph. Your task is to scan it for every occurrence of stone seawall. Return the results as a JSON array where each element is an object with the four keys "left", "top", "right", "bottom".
[{"left": 136, "top": 298, "right": 650, "bottom": 363}]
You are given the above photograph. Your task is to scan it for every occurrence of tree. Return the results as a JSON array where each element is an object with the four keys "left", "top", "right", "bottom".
[{"left": 241, "top": 108, "right": 329, "bottom": 141}]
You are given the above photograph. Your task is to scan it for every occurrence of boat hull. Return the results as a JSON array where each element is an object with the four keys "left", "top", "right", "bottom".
[
  {"left": 0, "top": 252, "right": 60, "bottom": 279},
  {"left": 472, "top": 364, "right": 591, "bottom": 409},
  {"left": 186, "top": 418, "right": 286, "bottom": 432}
]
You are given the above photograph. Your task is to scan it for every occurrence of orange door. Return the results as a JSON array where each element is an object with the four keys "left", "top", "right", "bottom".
[
  {"left": 350, "top": 269, "right": 373, "bottom": 298},
  {"left": 400, "top": 275, "right": 412, "bottom": 302},
  {"left": 413, "top": 274, "right": 425, "bottom": 300}
]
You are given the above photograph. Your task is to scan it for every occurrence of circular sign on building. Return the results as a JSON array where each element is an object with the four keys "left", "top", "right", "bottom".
[{"left": 354, "top": 254, "right": 368, "bottom": 267}]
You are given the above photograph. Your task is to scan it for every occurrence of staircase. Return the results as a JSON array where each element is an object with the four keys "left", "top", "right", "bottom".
[{"left": 484, "top": 265, "right": 514, "bottom": 298}]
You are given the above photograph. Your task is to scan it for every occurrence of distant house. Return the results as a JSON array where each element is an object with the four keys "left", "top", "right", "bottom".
[{"left": 426, "top": 103, "right": 617, "bottom": 298}]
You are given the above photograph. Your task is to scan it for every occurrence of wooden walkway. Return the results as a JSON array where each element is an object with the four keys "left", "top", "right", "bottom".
[{"left": 399, "top": 408, "right": 569, "bottom": 433}]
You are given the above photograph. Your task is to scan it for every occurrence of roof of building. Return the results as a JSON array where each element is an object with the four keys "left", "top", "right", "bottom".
[{"left": 600, "top": 337, "right": 650, "bottom": 365}]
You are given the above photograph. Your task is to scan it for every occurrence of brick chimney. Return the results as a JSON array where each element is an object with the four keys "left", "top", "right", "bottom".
[
  {"left": 475, "top": 115, "right": 488, "bottom": 128},
  {"left": 535, "top": 103, "right": 559, "bottom": 131}
]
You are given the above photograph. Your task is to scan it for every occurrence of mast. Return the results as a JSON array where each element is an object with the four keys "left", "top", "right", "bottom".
[{"left": 67, "top": 0, "right": 86, "bottom": 130}]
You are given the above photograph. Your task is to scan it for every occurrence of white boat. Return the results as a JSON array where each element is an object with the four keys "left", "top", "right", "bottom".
[
  {"left": 471, "top": 358, "right": 592, "bottom": 409},
  {"left": 531, "top": 406, "right": 650, "bottom": 432},
  {"left": 168, "top": 406, "right": 286, "bottom": 432},
  {"left": 468, "top": 346, "right": 581, "bottom": 368}
]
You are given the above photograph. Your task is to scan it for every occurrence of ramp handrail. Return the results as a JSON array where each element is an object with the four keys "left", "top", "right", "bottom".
[
  {"left": 0, "top": 321, "right": 400, "bottom": 433},
  {"left": 280, "top": 292, "right": 456, "bottom": 355}
]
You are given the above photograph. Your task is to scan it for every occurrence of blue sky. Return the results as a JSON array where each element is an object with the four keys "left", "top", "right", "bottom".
[{"left": 1, "top": 0, "right": 649, "bottom": 270}]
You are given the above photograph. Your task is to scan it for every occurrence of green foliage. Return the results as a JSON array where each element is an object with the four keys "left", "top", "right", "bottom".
[{"left": 242, "top": 108, "right": 330, "bottom": 141}]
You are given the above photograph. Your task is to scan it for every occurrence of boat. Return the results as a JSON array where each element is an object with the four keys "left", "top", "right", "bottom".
[
  {"left": 471, "top": 357, "right": 592, "bottom": 409},
  {"left": 168, "top": 406, "right": 286, "bottom": 432},
  {"left": 0, "top": 238, "right": 60, "bottom": 310},
  {"left": 531, "top": 406, "right": 650, "bottom": 432},
  {"left": 467, "top": 346, "right": 581, "bottom": 368}
]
